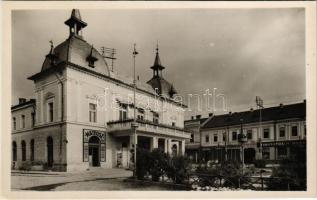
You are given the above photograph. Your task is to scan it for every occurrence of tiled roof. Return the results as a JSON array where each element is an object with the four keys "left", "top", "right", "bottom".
[
  {"left": 202, "top": 101, "right": 306, "bottom": 129},
  {"left": 11, "top": 99, "right": 35, "bottom": 110}
]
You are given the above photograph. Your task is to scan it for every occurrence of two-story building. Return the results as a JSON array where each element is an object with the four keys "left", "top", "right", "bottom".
[
  {"left": 11, "top": 9, "right": 190, "bottom": 172},
  {"left": 185, "top": 101, "right": 306, "bottom": 164}
]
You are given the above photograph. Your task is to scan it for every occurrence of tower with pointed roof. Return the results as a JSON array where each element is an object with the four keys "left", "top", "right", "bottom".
[
  {"left": 147, "top": 45, "right": 177, "bottom": 98},
  {"left": 64, "top": 9, "right": 87, "bottom": 37}
]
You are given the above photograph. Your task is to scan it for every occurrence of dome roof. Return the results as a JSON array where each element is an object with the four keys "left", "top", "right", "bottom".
[
  {"left": 147, "top": 77, "right": 177, "bottom": 98},
  {"left": 41, "top": 35, "right": 110, "bottom": 76}
]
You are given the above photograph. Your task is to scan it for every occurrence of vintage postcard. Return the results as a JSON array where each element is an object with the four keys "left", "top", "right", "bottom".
[{"left": 1, "top": 1, "right": 316, "bottom": 199}]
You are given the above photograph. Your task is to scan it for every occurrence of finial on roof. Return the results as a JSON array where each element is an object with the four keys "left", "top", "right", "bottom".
[
  {"left": 49, "top": 40, "right": 54, "bottom": 54},
  {"left": 156, "top": 40, "right": 159, "bottom": 53}
]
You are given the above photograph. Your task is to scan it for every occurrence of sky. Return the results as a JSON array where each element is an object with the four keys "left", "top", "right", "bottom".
[{"left": 12, "top": 8, "right": 305, "bottom": 120}]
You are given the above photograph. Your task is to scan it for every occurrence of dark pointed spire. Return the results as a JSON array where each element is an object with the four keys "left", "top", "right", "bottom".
[
  {"left": 154, "top": 42, "right": 162, "bottom": 67},
  {"left": 65, "top": 9, "right": 87, "bottom": 37},
  {"left": 151, "top": 43, "right": 165, "bottom": 77}
]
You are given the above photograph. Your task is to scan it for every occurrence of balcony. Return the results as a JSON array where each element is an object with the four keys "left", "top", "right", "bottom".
[{"left": 107, "top": 119, "right": 190, "bottom": 139}]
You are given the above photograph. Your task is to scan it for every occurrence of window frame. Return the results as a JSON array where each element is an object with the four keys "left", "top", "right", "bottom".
[
  {"left": 247, "top": 129, "right": 253, "bottom": 140},
  {"left": 263, "top": 128, "right": 270, "bottom": 139},
  {"left": 279, "top": 126, "right": 286, "bottom": 138},
  {"left": 291, "top": 125, "right": 298, "bottom": 137},
  {"left": 13, "top": 117, "right": 16, "bottom": 130},
  {"left": 232, "top": 131, "right": 237, "bottom": 141},
  {"left": 21, "top": 115, "right": 25, "bottom": 129},
  {"left": 119, "top": 104, "right": 128, "bottom": 121},
  {"left": 89, "top": 103, "right": 97, "bottom": 123}
]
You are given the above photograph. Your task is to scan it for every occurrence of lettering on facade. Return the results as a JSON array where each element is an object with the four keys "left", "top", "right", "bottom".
[
  {"left": 262, "top": 140, "right": 306, "bottom": 147},
  {"left": 83, "top": 129, "right": 106, "bottom": 162}
]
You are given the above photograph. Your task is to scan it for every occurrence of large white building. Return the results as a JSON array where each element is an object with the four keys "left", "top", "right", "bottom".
[{"left": 11, "top": 9, "right": 190, "bottom": 171}]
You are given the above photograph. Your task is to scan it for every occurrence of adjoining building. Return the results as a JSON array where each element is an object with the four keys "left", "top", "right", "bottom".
[
  {"left": 11, "top": 9, "right": 190, "bottom": 172},
  {"left": 185, "top": 101, "right": 306, "bottom": 164}
]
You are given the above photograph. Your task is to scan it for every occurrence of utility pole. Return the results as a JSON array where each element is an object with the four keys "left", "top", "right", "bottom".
[
  {"left": 256, "top": 96, "right": 264, "bottom": 160},
  {"left": 131, "top": 44, "right": 139, "bottom": 178}
]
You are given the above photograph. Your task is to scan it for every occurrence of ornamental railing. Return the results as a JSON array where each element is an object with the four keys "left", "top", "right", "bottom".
[{"left": 107, "top": 118, "right": 191, "bottom": 139}]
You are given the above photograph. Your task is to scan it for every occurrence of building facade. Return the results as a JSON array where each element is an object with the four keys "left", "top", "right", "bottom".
[
  {"left": 12, "top": 9, "right": 190, "bottom": 171},
  {"left": 185, "top": 101, "right": 306, "bottom": 164}
]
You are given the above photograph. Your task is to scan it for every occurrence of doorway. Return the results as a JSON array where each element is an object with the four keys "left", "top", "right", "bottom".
[
  {"left": 244, "top": 148, "right": 256, "bottom": 164},
  {"left": 89, "top": 136, "right": 100, "bottom": 167}
]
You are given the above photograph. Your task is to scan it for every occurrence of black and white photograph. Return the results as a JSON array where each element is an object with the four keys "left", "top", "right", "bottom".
[{"left": 1, "top": 1, "right": 316, "bottom": 198}]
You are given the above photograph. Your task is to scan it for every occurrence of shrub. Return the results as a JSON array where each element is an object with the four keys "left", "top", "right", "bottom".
[
  {"left": 148, "top": 148, "right": 167, "bottom": 182},
  {"left": 165, "top": 155, "right": 190, "bottom": 184},
  {"left": 136, "top": 148, "right": 151, "bottom": 180}
]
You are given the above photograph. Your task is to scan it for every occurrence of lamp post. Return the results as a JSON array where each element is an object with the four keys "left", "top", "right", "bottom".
[
  {"left": 131, "top": 44, "right": 139, "bottom": 178},
  {"left": 238, "top": 118, "right": 247, "bottom": 174},
  {"left": 256, "top": 96, "right": 264, "bottom": 160}
]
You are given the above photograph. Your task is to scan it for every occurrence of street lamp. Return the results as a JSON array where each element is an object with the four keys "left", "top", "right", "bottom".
[
  {"left": 132, "top": 44, "right": 138, "bottom": 178},
  {"left": 238, "top": 118, "right": 247, "bottom": 174}
]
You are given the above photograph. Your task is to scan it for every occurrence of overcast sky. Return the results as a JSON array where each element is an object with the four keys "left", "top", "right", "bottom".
[{"left": 12, "top": 9, "right": 305, "bottom": 120}]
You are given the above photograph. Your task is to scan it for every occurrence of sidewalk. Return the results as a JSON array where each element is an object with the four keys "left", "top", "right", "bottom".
[{"left": 11, "top": 168, "right": 133, "bottom": 190}]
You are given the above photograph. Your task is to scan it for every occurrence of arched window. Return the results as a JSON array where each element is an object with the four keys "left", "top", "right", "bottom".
[
  {"left": 30, "top": 139, "right": 34, "bottom": 161},
  {"left": 21, "top": 140, "right": 26, "bottom": 161},
  {"left": 12, "top": 141, "right": 17, "bottom": 161}
]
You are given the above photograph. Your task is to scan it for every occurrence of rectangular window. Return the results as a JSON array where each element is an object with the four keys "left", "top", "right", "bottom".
[
  {"left": 262, "top": 147, "right": 270, "bottom": 160},
  {"left": 13, "top": 117, "right": 16, "bottom": 130},
  {"left": 31, "top": 113, "right": 35, "bottom": 127},
  {"left": 304, "top": 124, "right": 306, "bottom": 136},
  {"left": 247, "top": 130, "right": 252, "bottom": 140},
  {"left": 119, "top": 104, "right": 128, "bottom": 121},
  {"left": 89, "top": 103, "right": 97, "bottom": 122},
  {"left": 137, "top": 108, "right": 145, "bottom": 121},
  {"left": 21, "top": 115, "right": 25, "bottom": 128},
  {"left": 213, "top": 134, "right": 218, "bottom": 142},
  {"left": 48, "top": 102, "right": 54, "bottom": 122},
  {"left": 190, "top": 134, "right": 194, "bottom": 142},
  {"left": 232, "top": 131, "right": 237, "bottom": 141},
  {"left": 291, "top": 126, "right": 298, "bottom": 137},
  {"left": 172, "top": 122, "right": 176, "bottom": 127},
  {"left": 153, "top": 112, "right": 159, "bottom": 124},
  {"left": 205, "top": 135, "right": 209, "bottom": 143},
  {"left": 277, "top": 146, "right": 287, "bottom": 159},
  {"left": 263, "top": 128, "right": 270, "bottom": 139},
  {"left": 223, "top": 132, "right": 226, "bottom": 142},
  {"left": 279, "top": 126, "right": 285, "bottom": 138}
]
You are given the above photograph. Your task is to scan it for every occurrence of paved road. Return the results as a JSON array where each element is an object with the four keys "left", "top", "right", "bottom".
[{"left": 11, "top": 168, "right": 133, "bottom": 190}]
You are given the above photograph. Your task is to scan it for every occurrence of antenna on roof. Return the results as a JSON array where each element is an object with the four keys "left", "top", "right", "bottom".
[{"left": 101, "top": 46, "right": 117, "bottom": 72}]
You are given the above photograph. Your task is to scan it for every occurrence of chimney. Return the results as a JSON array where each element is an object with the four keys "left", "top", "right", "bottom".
[
  {"left": 229, "top": 111, "right": 232, "bottom": 115},
  {"left": 279, "top": 103, "right": 283, "bottom": 108},
  {"left": 196, "top": 115, "right": 201, "bottom": 119},
  {"left": 303, "top": 99, "right": 306, "bottom": 103},
  {"left": 19, "top": 98, "right": 26, "bottom": 104},
  {"left": 209, "top": 113, "right": 213, "bottom": 117},
  {"left": 250, "top": 108, "right": 254, "bottom": 112},
  {"left": 191, "top": 116, "right": 194, "bottom": 120}
]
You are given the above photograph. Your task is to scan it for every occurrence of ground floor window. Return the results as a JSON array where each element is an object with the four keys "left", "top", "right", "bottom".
[
  {"left": 262, "top": 147, "right": 270, "bottom": 160},
  {"left": 277, "top": 146, "right": 288, "bottom": 159},
  {"left": 47, "top": 136, "right": 54, "bottom": 168},
  {"left": 30, "top": 139, "right": 34, "bottom": 161}
]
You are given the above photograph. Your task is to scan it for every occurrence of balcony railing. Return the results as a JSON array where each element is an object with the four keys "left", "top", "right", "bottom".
[{"left": 107, "top": 118, "right": 191, "bottom": 139}]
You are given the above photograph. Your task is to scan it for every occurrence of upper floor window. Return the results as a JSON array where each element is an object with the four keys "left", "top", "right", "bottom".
[
  {"left": 279, "top": 126, "right": 285, "bottom": 138},
  {"left": 247, "top": 130, "right": 252, "bottom": 140},
  {"left": 13, "top": 117, "right": 16, "bottom": 130},
  {"left": 291, "top": 125, "right": 298, "bottom": 137},
  {"left": 153, "top": 112, "right": 159, "bottom": 124},
  {"left": 31, "top": 113, "right": 35, "bottom": 127},
  {"left": 213, "top": 134, "right": 218, "bottom": 142},
  {"left": 232, "top": 131, "right": 237, "bottom": 141},
  {"left": 190, "top": 134, "right": 194, "bottom": 142},
  {"left": 205, "top": 135, "right": 210, "bottom": 143},
  {"left": 21, "top": 115, "right": 25, "bottom": 128},
  {"left": 263, "top": 128, "right": 270, "bottom": 139},
  {"left": 48, "top": 102, "right": 54, "bottom": 122},
  {"left": 137, "top": 108, "right": 145, "bottom": 121},
  {"left": 223, "top": 132, "right": 226, "bottom": 142},
  {"left": 89, "top": 103, "right": 97, "bottom": 122},
  {"left": 304, "top": 124, "right": 306, "bottom": 136},
  {"left": 119, "top": 104, "right": 128, "bottom": 121}
]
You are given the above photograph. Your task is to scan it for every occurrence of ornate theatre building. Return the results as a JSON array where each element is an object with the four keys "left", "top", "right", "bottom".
[{"left": 11, "top": 10, "right": 190, "bottom": 171}]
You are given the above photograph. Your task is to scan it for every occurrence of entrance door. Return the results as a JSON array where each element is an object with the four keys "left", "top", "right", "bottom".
[
  {"left": 244, "top": 148, "right": 256, "bottom": 164},
  {"left": 47, "top": 136, "right": 53, "bottom": 168},
  {"left": 88, "top": 136, "right": 100, "bottom": 167}
]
